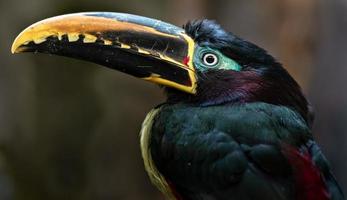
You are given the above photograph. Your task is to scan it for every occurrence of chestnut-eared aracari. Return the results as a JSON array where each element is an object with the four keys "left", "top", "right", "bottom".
[{"left": 12, "top": 12, "right": 344, "bottom": 200}]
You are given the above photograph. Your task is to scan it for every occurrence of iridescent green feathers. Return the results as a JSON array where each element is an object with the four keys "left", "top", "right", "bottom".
[{"left": 147, "top": 102, "right": 343, "bottom": 200}]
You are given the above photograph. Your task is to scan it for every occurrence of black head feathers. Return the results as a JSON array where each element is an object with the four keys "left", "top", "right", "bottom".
[
  {"left": 184, "top": 20, "right": 278, "bottom": 66},
  {"left": 165, "top": 20, "right": 312, "bottom": 125}
]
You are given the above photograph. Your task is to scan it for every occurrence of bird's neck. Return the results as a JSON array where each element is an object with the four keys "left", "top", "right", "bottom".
[{"left": 165, "top": 70, "right": 311, "bottom": 126}]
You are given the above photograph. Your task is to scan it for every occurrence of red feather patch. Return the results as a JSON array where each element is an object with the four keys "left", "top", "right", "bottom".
[
  {"left": 281, "top": 144, "right": 330, "bottom": 200},
  {"left": 183, "top": 56, "right": 190, "bottom": 66}
]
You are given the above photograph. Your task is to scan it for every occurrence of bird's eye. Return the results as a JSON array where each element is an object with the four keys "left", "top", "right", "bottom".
[{"left": 202, "top": 53, "right": 219, "bottom": 67}]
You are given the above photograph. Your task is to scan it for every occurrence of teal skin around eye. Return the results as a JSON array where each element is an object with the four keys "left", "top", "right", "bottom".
[{"left": 193, "top": 47, "right": 241, "bottom": 72}]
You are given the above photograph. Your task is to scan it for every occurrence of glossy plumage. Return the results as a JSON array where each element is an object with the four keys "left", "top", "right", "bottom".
[
  {"left": 11, "top": 13, "right": 344, "bottom": 200},
  {"left": 146, "top": 103, "right": 343, "bottom": 200},
  {"left": 143, "top": 20, "right": 344, "bottom": 200}
]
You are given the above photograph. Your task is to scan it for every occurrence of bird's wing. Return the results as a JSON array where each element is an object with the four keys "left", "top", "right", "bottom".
[{"left": 150, "top": 103, "right": 342, "bottom": 200}]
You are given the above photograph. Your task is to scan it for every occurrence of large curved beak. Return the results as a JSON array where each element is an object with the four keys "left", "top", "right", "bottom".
[{"left": 11, "top": 12, "right": 197, "bottom": 94}]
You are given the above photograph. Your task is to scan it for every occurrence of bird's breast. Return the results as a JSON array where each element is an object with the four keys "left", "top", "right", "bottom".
[{"left": 140, "top": 108, "right": 179, "bottom": 200}]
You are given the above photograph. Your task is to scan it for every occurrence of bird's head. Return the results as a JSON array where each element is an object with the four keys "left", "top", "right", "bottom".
[{"left": 11, "top": 12, "right": 310, "bottom": 123}]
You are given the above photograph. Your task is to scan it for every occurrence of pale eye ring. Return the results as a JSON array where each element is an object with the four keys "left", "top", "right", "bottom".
[{"left": 202, "top": 53, "right": 219, "bottom": 66}]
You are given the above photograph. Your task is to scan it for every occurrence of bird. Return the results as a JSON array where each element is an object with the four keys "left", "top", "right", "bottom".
[{"left": 11, "top": 12, "right": 344, "bottom": 200}]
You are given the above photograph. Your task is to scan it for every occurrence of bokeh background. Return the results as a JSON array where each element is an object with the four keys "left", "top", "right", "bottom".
[{"left": 0, "top": 0, "right": 346, "bottom": 199}]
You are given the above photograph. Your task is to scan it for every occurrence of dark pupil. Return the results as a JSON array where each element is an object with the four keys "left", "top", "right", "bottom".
[{"left": 206, "top": 55, "right": 215, "bottom": 64}]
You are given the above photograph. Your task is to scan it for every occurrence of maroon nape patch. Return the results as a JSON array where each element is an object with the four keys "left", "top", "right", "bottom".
[
  {"left": 183, "top": 56, "right": 190, "bottom": 66},
  {"left": 281, "top": 144, "right": 330, "bottom": 200}
]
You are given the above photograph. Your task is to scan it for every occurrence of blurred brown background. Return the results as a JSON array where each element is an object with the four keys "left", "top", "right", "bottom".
[{"left": 0, "top": 0, "right": 346, "bottom": 199}]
